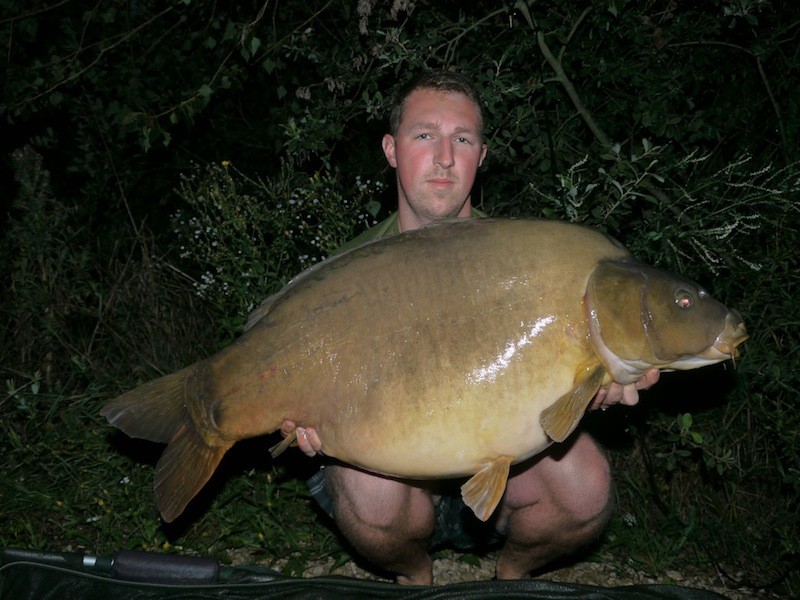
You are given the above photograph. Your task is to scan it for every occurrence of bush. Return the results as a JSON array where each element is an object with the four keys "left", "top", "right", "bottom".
[{"left": 171, "top": 160, "right": 384, "bottom": 339}]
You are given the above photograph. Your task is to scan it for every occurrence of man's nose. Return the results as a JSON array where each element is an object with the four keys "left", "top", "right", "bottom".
[{"left": 434, "top": 139, "right": 454, "bottom": 169}]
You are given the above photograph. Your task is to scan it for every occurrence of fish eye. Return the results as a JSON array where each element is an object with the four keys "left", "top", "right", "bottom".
[{"left": 674, "top": 290, "right": 694, "bottom": 309}]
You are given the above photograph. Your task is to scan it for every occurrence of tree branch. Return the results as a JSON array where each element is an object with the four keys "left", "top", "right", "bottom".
[{"left": 536, "top": 29, "right": 612, "bottom": 149}]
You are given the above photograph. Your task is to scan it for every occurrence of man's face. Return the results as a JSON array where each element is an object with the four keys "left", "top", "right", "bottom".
[{"left": 382, "top": 89, "right": 488, "bottom": 230}]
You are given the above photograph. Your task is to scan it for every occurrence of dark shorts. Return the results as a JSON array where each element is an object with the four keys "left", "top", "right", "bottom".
[{"left": 307, "top": 466, "right": 507, "bottom": 552}]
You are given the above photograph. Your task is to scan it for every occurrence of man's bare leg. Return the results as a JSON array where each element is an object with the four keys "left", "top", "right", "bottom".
[
  {"left": 325, "top": 463, "right": 436, "bottom": 585},
  {"left": 494, "top": 432, "right": 613, "bottom": 579}
]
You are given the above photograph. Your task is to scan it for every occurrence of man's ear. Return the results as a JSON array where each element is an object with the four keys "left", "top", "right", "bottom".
[
  {"left": 382, "top": 133, "right": 397, "bottom": 168},
  {"left": 479, "top": 143, "right": 488, "bottom": 167}
]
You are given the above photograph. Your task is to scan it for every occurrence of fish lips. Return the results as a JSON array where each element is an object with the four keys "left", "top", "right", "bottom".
[{"left": 710, "top": 310, "right": 748, "bottom": 360}]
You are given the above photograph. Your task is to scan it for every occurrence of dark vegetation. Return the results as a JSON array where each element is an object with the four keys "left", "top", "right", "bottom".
[{"left": 1, "top": 0, "right": 798, "bottom": 595}]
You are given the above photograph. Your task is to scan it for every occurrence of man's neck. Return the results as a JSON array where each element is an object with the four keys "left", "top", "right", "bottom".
[{"left": 396, "top": 200, "right": 473, "bottom": 233}]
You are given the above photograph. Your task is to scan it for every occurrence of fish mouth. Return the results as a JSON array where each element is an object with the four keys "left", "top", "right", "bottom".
[
  {"left": 659, "top": 311, "right": 748, "bottom": 371},
  {"left": 711, "top": 311, "right": 748, "bottom": 360}
]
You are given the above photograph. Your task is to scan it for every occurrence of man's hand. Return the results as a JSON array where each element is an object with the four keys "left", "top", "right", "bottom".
[
  {"left": 280, "top": 420, "right": 323, "bottom": 457},
  {"left": 590, "top": 368, "right": 660, "bottom": 411}
]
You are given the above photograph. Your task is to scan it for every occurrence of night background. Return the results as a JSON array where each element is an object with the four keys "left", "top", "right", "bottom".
[{"left": 1, "top": 1, "right": 798, "bottom": 596}]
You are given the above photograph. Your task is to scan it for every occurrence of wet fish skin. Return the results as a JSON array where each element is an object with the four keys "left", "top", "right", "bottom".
[{"left": 101, "top": 218, "right": 746, "bottom": 523}]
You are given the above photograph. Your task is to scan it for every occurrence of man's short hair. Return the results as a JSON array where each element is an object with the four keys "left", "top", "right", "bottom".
[{"left": 388, "top": 70, "right": 484, "bottom": 137}]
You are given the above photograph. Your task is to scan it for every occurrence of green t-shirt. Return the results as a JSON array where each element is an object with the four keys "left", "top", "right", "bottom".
[{"left": 335, "top": 208, "right": 488, "bottom": 255}]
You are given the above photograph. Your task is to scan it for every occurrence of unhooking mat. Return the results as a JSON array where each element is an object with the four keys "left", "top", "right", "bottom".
[{"left": 0, "top": 548, "right": 729, "bottom": 599}]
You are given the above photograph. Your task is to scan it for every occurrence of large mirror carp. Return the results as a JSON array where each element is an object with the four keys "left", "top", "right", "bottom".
[{"left": 102, "top": 218, "right": 747, "bottom": 523}]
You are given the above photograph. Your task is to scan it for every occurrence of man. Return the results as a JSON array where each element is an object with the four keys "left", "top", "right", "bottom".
[{"left": 283, "top": 70, "right": 659, "bottom": 585}]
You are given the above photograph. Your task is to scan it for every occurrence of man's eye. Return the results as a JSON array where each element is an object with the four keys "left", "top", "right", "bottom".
[
  {"left": 417, "top": 133, "right": 431, "bottom": 140},
  {"left": 456, "top": 137, "right": 472, "bottom": 144}
]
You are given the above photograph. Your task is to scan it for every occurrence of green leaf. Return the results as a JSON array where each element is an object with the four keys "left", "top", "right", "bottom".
[
  {"left": 679, "top": 413, "right": 693, "bottom": 430},
  {"left": 250, "top": 36, "right": 261, "bottom": 56},
  {"left": 223, "top": 20, "right": 237, "bottom": 42},
  {"left": 141, "top": 126, "right": 151, "bottom": 152},
  {"left": 198, "top": 84, "right": 213, "bottom": 98}
]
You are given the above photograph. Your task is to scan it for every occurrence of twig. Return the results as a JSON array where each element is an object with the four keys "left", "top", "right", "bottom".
[
  {"left": 4, "top": 5, "right": 175, "bottom": 110},
  {"left": 0, "top": 0, "right": 74, "bottom": 25},
  {"left": 241, "top": 0, "right": 272, "bottom": 45},
  {"left": 150, "top": 45, "right": 237, "bottom": 120},
  {"left": 265, "top": 0, "right": 335, "bottom": 54},
  {"left": 84, "top": 96, "right": 145, "bottom": 358},
  {"left": 558, "top": 6, "right": 592, "bottom": 64},
  {"left": 436, "top": 7, "right": 508, "bottom": 65}
]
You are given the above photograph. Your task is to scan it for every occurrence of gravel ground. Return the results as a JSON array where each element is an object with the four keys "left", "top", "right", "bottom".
[{"left": 260, "top": 550, "right": 781, "bottom": 599}]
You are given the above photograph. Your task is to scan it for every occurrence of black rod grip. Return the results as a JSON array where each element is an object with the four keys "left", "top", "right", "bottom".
[{"left": 111, "top": 550, "right": 219, "bottom": 584}]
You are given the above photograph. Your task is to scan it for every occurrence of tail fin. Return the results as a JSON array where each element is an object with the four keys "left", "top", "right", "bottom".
[
  {"left": 154, "top": 423, "right": 229, "bottom": 522},
  {"left": 101, "top": 367, "right": 194, "bottom": 443},
  {"left": 101, "top": 366, "right": 231, "bottom": 522}
]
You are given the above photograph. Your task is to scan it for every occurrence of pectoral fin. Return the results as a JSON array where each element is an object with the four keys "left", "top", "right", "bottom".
[
  {"left": 460, "top": 456, "right": 514, "bottom": 522},
  {"left": 268, "top": 431, "right": 297, "bottom": 458},
  {"left": 540, "top": 363, "right": 606, "bottom": 443}
]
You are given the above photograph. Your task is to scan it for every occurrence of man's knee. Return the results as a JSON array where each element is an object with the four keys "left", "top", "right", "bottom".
[
  {"left": 565, "top": 433, "right": 614, "bottom": 527},
  {"left": 502, "top": 432, "right": 613, "bottom": 531},
  {"left": 325, "top": 465, "right": 434, "bottom": 537},
  {"left": 323, "top": 465, "right": 436, "bottom": 585},
  {"left": 550, "top": 433, "right": 613, "bottom": 528}
]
